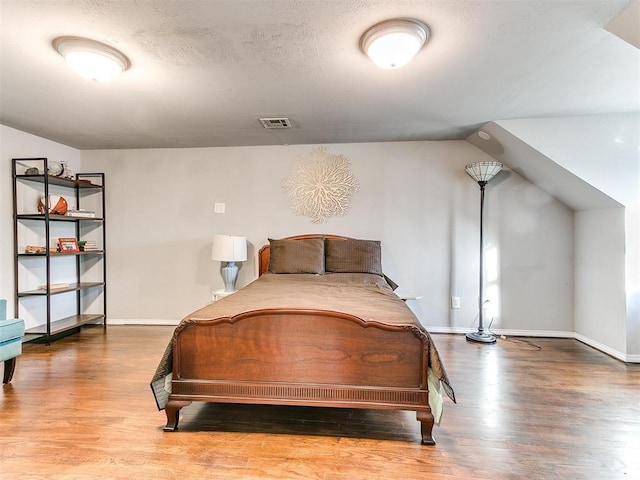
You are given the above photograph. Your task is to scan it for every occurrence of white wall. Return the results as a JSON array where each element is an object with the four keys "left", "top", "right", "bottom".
[
  {"left": 496, "top": 174, "right": 574, "bottom": 335},
  {"left": 0, "top": 125, "right": 81, "bottom": 318},
  {"left": 574, "top": 209, "right": 627, "bottom": 354},
  {"left": 496, "top": 114, "right": 640, "bottom": 359},
  {"left": 81, "top": 141, "right": 574, "bottom": 336}
]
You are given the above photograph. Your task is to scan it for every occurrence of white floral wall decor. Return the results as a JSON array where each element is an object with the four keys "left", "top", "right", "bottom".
[{"left": 282, "top": 147, "right": 359, "bottom": 224}]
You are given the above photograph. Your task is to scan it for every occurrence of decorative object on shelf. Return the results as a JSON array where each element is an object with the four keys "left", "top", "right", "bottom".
[
  {"left": 61, "top": 162, "right": 74, "bottom": 179},
  {"left": 360, "top": 18, "right": 429, "bottom": 69},
  {"left": 37, "top": 195, "right": 68, "bottom": 215},
  {"left": 47, "top": 161, "right": 65, "bottom": 176},
  {"left": 25, "top": 167, "right": 40, "bottom": 175},
  {"left": 24, "top": 245, "right": 57, "bottom": 254},
  {"left": 282, "top": 147, "right": 359, "bottom": 224},
  {"left": 58, "top": 237, "right": 79, "bottom": 253},
  {"left": 211, "top": 235, "right": 247, "bottom": 292},
  {"left": 53, "top": 36, "right": 130, "bottom": 82},
  {"left": 464, "top": 161, "right": 503, "bottom": 344}
]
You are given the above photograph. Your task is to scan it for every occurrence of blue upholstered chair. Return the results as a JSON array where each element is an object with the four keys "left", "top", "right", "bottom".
[{"left": 0, "top": 299, "right": 25, "bottom": 383}]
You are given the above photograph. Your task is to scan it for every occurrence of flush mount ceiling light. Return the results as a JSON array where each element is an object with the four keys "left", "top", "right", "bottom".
[
  {"left": 360, "top": 18, "right": 429, "bottom": 69},
  {"left": 53, "top": 36, "right": 130, "bottom": 82}
]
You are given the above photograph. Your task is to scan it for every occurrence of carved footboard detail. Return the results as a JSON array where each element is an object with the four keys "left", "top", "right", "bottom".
[
  {"left": 171, "top": 381, "right": 427, "bottom": 408},
  {"left": 167, "top": 308, "right": 436, "bottom": 443}
]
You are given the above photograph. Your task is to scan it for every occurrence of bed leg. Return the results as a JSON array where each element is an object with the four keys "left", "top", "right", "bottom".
[
  {"left": 417, "top": 411, "right": 436, "bottom": 445},
  {"left": 163, "top": 400, "right": 192, "bottom": 432}
]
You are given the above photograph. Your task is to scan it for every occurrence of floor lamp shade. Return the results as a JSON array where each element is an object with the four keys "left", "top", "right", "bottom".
[
  {"left": 211, "top": 235, "right": 247, "bottom": 292},
  {"left": 465, "top": 161, "right": 502, "bottom": 344},
  {"left": 465, "top": 161, "right": 503, "bottom": 184}
]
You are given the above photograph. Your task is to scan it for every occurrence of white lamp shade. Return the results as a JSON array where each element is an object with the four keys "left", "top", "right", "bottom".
[
  {"left": 465, "top": 162, "right": 503, "bottom": 183},
  {"left": 360, "top": 19, "right": 429, "bottom": 69},
  {"left": 211, "top": 235, "right": 247, "bottom": 262}
]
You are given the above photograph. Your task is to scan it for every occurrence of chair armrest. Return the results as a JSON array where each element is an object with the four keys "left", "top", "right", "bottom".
[{"left": 0, "top": 318, "right": 26, "bottom": 340}]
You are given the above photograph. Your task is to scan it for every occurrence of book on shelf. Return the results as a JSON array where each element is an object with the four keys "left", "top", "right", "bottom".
[
  {"left": 39, "top": 283, "right": 70, "bottom": 291},
  {"left": 58, "top": 237, "right": 79, "bottom": 253},
  {"left": 66, "top": 209, "right": 96, "bottom": 218},
  {"left": 24, "top": 245, "right": 57, "bottom": 254},
  {"left": 79, "top": 240, "right": 99, "bottom": 251}
]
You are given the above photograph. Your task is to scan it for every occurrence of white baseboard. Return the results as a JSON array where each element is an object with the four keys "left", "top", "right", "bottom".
[
  {"left": 573, "top": 333, "right": 628, "bottom": 363},
  {"left": 107, "top": 318, "right": 180, "bottom": 326},
  {"left": 427, "top": 326, "right": 638, "bottom": 363},
  {"left": 105, "top": 320, "right": 639, "bottom": 364},
  {"left": 425, "top": 326, "right": 574, "bottom": 338}
]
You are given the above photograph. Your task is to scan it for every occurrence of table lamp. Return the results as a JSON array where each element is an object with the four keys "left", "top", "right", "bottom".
[{"left": 211, "top": 235, "right": 247, "bottom": 292}]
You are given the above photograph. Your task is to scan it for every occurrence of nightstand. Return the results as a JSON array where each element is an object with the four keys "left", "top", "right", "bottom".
[
  {"left": 212, "top": 289, "right": 236, "bottom": 302},
  {"left": 396, "top": 292, "right": 423, "bottom": 302}
]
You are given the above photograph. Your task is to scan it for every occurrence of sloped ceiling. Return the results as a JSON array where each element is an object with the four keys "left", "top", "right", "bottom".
[
  {"left": 467, "top": 121, "right": 624, "bottom": 211},
  {"left": 607, "top": 0, "right": 640, "bottom": 48},
  {"left": 0, "top": 0, "right": 638, "bottom": 150}
]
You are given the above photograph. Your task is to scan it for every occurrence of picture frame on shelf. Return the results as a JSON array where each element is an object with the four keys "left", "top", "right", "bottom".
[{"left": 58, "top": 237, "right": 79, "bottom": 253}]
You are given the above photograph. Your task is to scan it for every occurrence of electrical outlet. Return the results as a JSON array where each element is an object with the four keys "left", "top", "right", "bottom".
[
  {"left": 214, "top": 202, "right": 225, "bottom": 214},
  {"left": 451, "top": 296, "right": 461, "bottom": 309}
]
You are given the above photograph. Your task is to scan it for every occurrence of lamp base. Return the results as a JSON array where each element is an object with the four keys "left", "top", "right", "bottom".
[
  {"left": 465, "top": 331, "right": 497, "bottom": 344},
  {"left": 221, "top": 262, "right": 239, "bottom": 292}
]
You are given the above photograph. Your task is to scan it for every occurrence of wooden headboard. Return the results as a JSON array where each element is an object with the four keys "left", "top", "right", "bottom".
[{"left": 258, "top": 234, "right": 351, "bottom": 276}]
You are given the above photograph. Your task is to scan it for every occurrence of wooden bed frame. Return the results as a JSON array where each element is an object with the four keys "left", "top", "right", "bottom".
[{"left": 163, "top": 234, "right": 437, "bottom": 444}]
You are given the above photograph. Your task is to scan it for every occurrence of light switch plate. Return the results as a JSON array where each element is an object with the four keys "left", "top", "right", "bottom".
[{"left": 214, "top": 202, "right": 225, "bottom": 214}]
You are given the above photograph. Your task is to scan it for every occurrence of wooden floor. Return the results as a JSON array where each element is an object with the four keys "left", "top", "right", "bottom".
[{"left": 1, "top": 326, "right": 638, "bottom": 480}]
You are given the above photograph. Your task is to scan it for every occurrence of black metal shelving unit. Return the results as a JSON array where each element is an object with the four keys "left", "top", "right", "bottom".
[{"left": 12, "top": 158, "right": 107, "bottom": 343}]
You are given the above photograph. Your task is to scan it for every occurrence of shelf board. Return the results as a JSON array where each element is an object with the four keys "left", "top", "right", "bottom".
[
  {"left": 18, "top": 282, "right": 105, "bottom": 297},
  {"left": 16, "top": 214, "right": 104, "bottom": 222},
  {"left": 18, "top": 251, "right": 104, "bottom": 258},
  {"left": 15, "top": 174, "right": 102, "bottom": 189},
  {"left": 24, "top": 313, "right": 105, "bottom": 337},
  {"left": 56, "top": 250, "right": 104, "bottom": 256}
]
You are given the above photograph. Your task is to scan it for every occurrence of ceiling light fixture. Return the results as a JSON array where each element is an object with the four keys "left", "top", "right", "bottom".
[
  {"left": 360, "top": 18, "right": 429, "bottom": 69},
  {"left": 53, "top": 36, "right": 130, "bottom": 82}
]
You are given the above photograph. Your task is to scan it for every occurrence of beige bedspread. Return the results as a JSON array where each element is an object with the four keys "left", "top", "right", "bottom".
[{"left": 151, "top": 273, "right": 455, "bottom": 411}]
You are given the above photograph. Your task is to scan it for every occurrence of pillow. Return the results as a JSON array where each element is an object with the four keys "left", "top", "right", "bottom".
[
  {"left": 268, "top": 237, "right": 325, "bottom": 274},
  {"left": 325, "top": 238, "right": 382, "bottom": 275}
]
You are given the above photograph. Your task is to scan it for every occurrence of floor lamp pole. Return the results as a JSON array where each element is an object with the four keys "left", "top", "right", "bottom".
[
  {"left": 464, "top": 161, "right": 502, "bottom": 344},
  {"left": 466, "top": 180, "right": 497, "bottom": 344}
]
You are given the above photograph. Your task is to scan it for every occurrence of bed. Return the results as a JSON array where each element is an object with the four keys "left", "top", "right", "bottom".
[{"left": 151, "top": 234, "right": 455, "bottom": 444}]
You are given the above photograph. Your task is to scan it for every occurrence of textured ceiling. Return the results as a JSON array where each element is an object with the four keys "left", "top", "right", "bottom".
[{"left": 0, "top": 0, "right": 638, "bottom": 150}]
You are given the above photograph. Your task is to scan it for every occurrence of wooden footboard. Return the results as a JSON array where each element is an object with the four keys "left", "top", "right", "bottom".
[{"left": 164, "top": 308, "right": 436, "bottom": 444}]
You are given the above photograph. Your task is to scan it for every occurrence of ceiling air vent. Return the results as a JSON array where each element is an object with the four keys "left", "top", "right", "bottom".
[{"left": 259, "top": 117, "right": 292, "bottom": 129}]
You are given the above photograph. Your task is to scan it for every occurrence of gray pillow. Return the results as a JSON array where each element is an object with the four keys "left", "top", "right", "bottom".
[
  {"left": 268, "top": 237, "right": 325, "bottom": 274},
  {"left": 325, "top": 238, "right": 382, "bottom": 275}
]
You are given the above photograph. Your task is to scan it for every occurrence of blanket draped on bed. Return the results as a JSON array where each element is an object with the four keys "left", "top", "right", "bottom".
[{"left": 151, "top": 273, "right": 455, "bottom": 414}]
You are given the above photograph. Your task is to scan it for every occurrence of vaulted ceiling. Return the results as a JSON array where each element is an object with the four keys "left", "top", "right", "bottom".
[{"left": 0, "top": 0, "right": 638, "bottom": 150}]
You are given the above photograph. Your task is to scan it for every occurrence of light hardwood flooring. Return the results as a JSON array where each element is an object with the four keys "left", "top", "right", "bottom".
[{"left": 1, "top": 326, "right": 638, "bottom": 479}]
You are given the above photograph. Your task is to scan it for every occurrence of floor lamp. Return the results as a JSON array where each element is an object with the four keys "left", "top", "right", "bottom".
[{"left": 465, "top": 161, "right": 503, "bottom": 344}]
